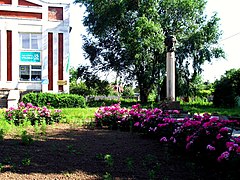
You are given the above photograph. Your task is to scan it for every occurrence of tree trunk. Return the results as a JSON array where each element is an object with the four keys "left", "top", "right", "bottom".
[{"left": 139, "top": 86, "right": 149, "bottom": 104}]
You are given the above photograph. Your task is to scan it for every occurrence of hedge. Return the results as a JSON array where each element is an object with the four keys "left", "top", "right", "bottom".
[{"left": 22, "top": 92, "right": 86, "bottom": 108}]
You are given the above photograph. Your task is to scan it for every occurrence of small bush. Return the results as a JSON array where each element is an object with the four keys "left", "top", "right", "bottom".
[
  {"left": 5, "top": 102, "right": 63, "bottom": 125},
  {"left": 22, "top": 92, "right": 86, "bottom": 108}
]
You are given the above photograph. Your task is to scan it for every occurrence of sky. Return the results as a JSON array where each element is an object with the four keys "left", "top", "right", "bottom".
[{"left": 69, "top": 0, "right": 240, "bottom": 82}]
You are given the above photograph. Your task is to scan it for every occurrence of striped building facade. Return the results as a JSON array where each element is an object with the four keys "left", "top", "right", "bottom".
[{"left": 0, "top": 0, "right": 70, "bottom": 94}]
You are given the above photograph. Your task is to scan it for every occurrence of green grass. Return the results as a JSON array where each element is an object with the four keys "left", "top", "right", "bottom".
[
  {"left": 61, "top": 107, "right": 97, "bottom": 125},
  {"left": 182, "top": 105, "right": 240, "bottom": 117},
  {"left": 1, "top": 102, "right": 240, "bottom": 137}
]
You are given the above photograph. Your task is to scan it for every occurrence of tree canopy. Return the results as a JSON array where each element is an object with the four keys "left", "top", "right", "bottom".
[{"left": 75, "top": 0, "right": 224, "bottom": 102}]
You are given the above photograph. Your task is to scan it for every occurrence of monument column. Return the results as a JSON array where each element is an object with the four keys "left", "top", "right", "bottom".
[{"left": 165, "top": 35, "right": 176, "bottom": 101}]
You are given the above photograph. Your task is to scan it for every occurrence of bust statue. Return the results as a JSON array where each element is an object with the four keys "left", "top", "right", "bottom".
[{"left": 164, "top": 35, "right": 176, "bottom": 52}]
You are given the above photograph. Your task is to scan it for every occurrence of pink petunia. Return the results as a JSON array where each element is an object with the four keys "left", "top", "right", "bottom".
[
  {"left": 216, "top": 133, "right": 223, "bottom": 140},
  {"left": 134, "top": 122, "right": 140, "bottom": 127},
  {"left": 19, "top": 101, "right": 25, "bottom": 108},
  {"left": 237, "top": 146, "right": 240, "bottom": 153},
  {"left": 186, "top": 135, "right": 192, "bottom": 142},
  {"left": 160, "top": 137, "right": 168, "bottom": 142},
  {"left": 157, "top": 123, "right": 168, "bottom": 128},
  {"left": 206, "top": 130, "right": 211, "bottom": 135},
  {"left": 170, "top": 137, "right": 176, "bottom": 143},
  {"left": 186, "top": 141, "right": 193, "bottom": 150},
  {"left": 206, "top": 144, "right": 216, "bottom": 151},
  {"left": 217, "top": 151, "right": 230, "bottom": 162},
  {"left": 219, "top": 127, "right": 229, "bottom": 134},
  {"left": 173, "top": 110, "right": 180, "bottom": 114}
]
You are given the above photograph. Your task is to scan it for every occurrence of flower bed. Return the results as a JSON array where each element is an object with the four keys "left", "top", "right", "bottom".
[
  {"left": 5, "top": 102, "right": 62, "bottom": 125},
  {"left": 95, "top": 103, "right": 240, "bottom": 164}
]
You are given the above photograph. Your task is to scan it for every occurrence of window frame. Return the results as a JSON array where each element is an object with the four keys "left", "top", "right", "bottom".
[
  {"left": 19, "top": 33, "right": 42, "bottom": 50},
  {"left": 19, "top": 32, "right": 42, "bottom": 82},
  {"left": 19, "top": 64, "right": 42, "bottom": 82}
]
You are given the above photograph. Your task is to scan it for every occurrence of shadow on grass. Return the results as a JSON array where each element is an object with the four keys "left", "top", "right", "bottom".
[{"left": 0, "top": 127, "right": 239, "bottom": 179}]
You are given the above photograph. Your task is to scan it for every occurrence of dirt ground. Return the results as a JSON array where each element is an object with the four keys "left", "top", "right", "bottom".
[{"left": 0, "top": 124, "right": 239, "bottom": 180}]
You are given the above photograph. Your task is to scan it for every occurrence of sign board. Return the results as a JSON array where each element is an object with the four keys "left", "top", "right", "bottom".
[
  {"left": 57, "top": 80, "right": 67, "bottom": 85},
  {"left": 41, "top": 79, "right": 49, "bottom": 85},
  {"left": 20, "top": 51, "right": 41, "bottom": 63}
]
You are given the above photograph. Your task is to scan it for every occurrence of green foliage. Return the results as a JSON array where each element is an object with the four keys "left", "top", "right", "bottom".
[
  {"left": 21, "top": 158, "right": 31, "bottom": 166},
  {"left": 76, "top": 0, "right": 224, "bottom": 103},
  {"left": 70, "top": 66, "right": 113, "bottom": 96},
  {"left": 70, "top": 81, "right": 90, "bottom": 96},
  {"left": 122, "top": 86, "right": 135, "bottom": 97},
  {"left": 40, "top": 120, "right": 47, "bottom": 135},
  {"left": 104, "top": 154, "right": 114, "bottom": 168},
  {"left": 125, "top": 157, "right": 134, "bottom": 171},
  {"left": 21, "top": 130, "right": 33, "bottom": 146},
  {"left": 213, "top": 68, "right": 240, "bottom": 108},
  {"left": 0, "top": 129, "right": 4, "bottom": 141},
  {"left": 103, "top": 172, "right": 112, "bottom": 180},
  {"left": 0, "top": 163, "right": 3, "bottom": 172},
  {"left": 34, "top": 121, "right": 40, "bottom": 138},
  {"left": 22, "top": 92, "right": 86, "bottom": 108},
  {"left": 61, "top": 108, "right": 96, "bottom": 124}
]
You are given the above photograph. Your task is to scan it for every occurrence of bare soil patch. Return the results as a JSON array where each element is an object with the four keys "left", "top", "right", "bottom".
[{"left": 0, "top": 124, "right": 238, "bottom": 179}]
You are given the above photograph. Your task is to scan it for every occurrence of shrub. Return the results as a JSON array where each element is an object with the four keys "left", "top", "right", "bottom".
[
  {"left": 213, "top": 68, "right": 240, "bottom": 108},
  {"left": 94, "top": 103, "right": 240, "bottom": 164},
  {"left": 5, "top": 102, "right": 63, "bottom": 125},
  {"left": 22, "top": 92, "right": 86, "bottom": 108},
  {"left": 95, "top": 103, "right": 129, "bottom": 130}
]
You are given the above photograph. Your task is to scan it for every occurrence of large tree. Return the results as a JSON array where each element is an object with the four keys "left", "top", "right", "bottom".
[{"left": 75, "top": 0, "right": 224, "bottom": 102}]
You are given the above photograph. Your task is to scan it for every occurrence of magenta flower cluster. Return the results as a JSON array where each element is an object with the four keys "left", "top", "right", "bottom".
[
  {"left": 5, "top": 101, "right": 62, "bottom": 125},
  {"left": 95, "top": 103, "right": 240, "bottom": 163},
  {"left": 95, "top": 103, "right": 129, "bottom": 129}
]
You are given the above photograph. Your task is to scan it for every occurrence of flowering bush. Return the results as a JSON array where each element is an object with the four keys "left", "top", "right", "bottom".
[
  {"left": 129, "top": 104, "right": 180, "bottom": 138},
  {"left": 95, "top": 103, "right": 129, "bottom": 130},
  {"left": 5, "top": 102, "right": 63, "bottom": 125},
  {"left": 95, "top": 103, "right": 240, "bottom": 164},
  {"left": 159, "top": 113, "right": 240, "bottom": 163}
]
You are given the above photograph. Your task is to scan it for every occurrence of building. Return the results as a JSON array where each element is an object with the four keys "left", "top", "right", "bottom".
[{"left": 0, "top": 0, "right": 70, "bottom": 107}]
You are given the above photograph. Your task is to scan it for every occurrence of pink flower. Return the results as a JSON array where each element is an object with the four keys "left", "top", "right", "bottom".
[
  {"left": 26, "top": 103, "right": 33, "bottom": 108},
  {"left": 186, "top": 141, "right": 193, "bottom": 150},
  {"left": 95, "top": 113, "right": 102, "bottom": 119},
  {"left": 132, "top": 104, "right": 140, "bottom": 109},
  {"left": 206, "top": 144, "right": 216, "bottom": 151},
  {"left": 237, "top": 147, "right": 240, "bottom": 153},
  {"left": 186, "top": 135, "right": 192, "bottom": 142},
  {"left": 226, "top": 142, "right": 234, "bottom": 148},
  {"left": 157, "top": 123, "right": 168, "bottom": 128},
  {"left": 217, "top": 151, "right": 230, "bottom": 162},
  {"left": 203, "top": 122, "right": 211, "bottom": 128},
  {"left": 206, "top": 130, "right": 210, "bottom": 135},
  {"left": 233, "top": 137, "right": 240, "bottom": 143},
  {"left": 160, "top": 137, "right": 168, "bottom": 142},
  {"left": 216, "top": 133, "right": 223, "bottom": 139},
  {"left": 173, "top": 110, "right": 180, "bottom": 114},
  {"left": 226, "top": 142, "right": 239, "bottom": 151},
  {"left": 170, "top": 137, "right": 176, "bottom": 143},
  {"left": 19, "top": 101, "right": 25, "bottom": 108},
  {"left": 219, "top": 127, "right": 229, "bottom": 134},
  {"left": 134, "top": 122, "right": 140, "bottom": 127}
]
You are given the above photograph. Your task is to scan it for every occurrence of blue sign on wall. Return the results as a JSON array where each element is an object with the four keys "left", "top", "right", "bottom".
[
  {"left": 20, "top": 52, "right": 41, "bottom": 62},
  {"left": 41, "top": 79, "right": 49, "bottom": 85}
]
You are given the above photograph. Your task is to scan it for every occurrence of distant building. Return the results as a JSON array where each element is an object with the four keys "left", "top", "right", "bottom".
[{"left": 0, "top": 0, "right": 70, "bottom": 94}]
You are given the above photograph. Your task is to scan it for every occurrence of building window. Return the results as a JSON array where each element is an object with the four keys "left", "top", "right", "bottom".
[
  {"left": 19, "top": 33, "right": 42, "bottom": 82},
  {"left": 19, "top": 65, "right": 41, "bottom": 81},
  {"left": 19, "top": 33, "right": 42, "bottom": 50}
]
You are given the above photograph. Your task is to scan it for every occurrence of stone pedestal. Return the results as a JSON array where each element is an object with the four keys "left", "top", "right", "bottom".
[{"left": 166, "top": 52, "right": 175, "bottom": 101}]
